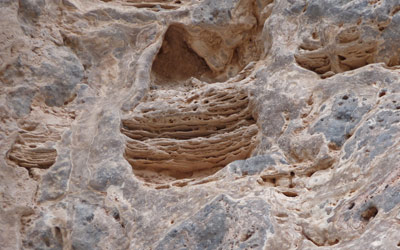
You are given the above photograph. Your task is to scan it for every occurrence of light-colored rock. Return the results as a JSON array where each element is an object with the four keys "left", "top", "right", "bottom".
[{"left": 1, "top": 0, "right": 400, "bottom": 249}]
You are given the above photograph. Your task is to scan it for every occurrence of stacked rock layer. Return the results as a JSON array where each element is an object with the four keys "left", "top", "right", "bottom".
[{"left": 0, "top": 0, "right": 399, "bottom": 249}]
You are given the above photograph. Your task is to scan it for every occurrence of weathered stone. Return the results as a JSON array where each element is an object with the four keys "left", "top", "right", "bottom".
[
  {"left": 1, "top": 0, "right": 400, "bottom": 249},
  {"left": 38, "top": 46, "right": 84, "bottom": 107},
  {"left": 310, "top": 93, "right": 371, "bottom": 148},
  {"left": 228, "top": 153, "right": 288, "bottom": 176},
  {"left": 6, "top": 86, "right": 36, "bottom": 117},
  {"left": 155, "top": 194, "right": 273, "bottom": 250}
]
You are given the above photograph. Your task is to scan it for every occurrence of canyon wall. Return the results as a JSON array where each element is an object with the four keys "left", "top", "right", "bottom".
[{"left": 0, "top": 0, "right": 400, "bottom": 249}]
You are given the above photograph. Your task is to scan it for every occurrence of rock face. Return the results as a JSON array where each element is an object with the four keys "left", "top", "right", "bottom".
[{"left": 0, "top": 0, "right": 400, "bottom": 249}]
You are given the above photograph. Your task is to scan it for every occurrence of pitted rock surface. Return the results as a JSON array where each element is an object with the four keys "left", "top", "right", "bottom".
[{"left": 1, "top": 0, "right": 400, "bottom": 249}]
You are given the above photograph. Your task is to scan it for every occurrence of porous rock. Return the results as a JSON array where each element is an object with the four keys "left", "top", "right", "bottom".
[{"left": 0, "top": 0, "right": 400, "bottom": 249}]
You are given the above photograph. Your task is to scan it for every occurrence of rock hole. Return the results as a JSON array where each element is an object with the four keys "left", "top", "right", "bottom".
[
  {"left": 342, "top": 95, "right": 349, "bottom": 100},
  {"left": 261, "top": 176, "right": 276, "bottom": 185},
  {"left": 151, "top": 24, "right": 212, "bottom": 84},
  {"left": 151, "top": 20, "right": 263, "bottom": 85},
  {"left": 391, "top": 5, "right": 400, "bottom": 16},
  {"left": 328, "top": 142, "right": 340, "bottom": 151},
  {"left": 86, "top": 214, "right": 94, "bottom": 222},
  {"left": 348, "top": 202, "right": 355, "bottom": 210},
  {"left": 306, "top": 95, "right": 314, "bottom": 106},
  {"left": 379, "top": 90, "right": 386, "bottom": 97},
  {"left": 42, "top": 236, "right": 51, "bottom": 247},
  {"left": 112, "top": 210, "right": 120, "bottom": 221},
  {"left": 307, "top": 170, "right": 316, "bottom": 177},
  {"left": 240, "top": 231, "right": 254, "bottom": 242},
  {"left": 282, "top": 191, "right": 298, "bottom": 197},
  {"left": 54, "top": 227, "right": 63, "bottom": 244},
  {"left": 328, "top": 239, "right": 340, "bottom": 246},
  {"left": 62, "top": 93, "right": 77, "bottom": 106},
  {"left": 155, "top": 184, "right": 170, "bottom": 190},
  {"left": 172, "top": 182, "right": 188, "bottom": 187},
  {"left": 361, "top": 205, "right": 378, "bottom": 221}
]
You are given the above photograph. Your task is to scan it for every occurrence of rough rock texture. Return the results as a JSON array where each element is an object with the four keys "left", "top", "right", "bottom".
[{"left": 1, "top": 0, "right": 400, "bottom": 249}]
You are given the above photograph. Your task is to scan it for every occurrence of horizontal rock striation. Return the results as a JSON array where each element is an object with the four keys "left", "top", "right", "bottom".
[
  {"left": 7, "top": 130, "right": 59, "bottom": 169},
  {"left": 2, "top": 0, "right": 400, "bottom": 249},
  {"left": 295, "top": 27, "right": 379, "bottom": 78},
  {"left": 122, "top": 85, "right": 258, "bottom": 182},
  {"left": 295, "top": 8, "right": 400, "bottom": 79}
]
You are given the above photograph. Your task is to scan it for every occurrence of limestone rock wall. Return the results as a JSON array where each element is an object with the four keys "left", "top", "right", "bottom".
[{"left": 0, "top": 0, "right": 399, "bottom": 249}]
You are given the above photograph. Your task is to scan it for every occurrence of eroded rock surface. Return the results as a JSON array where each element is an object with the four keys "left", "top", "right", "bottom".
[
  {"left": 122, "top": 83, "right": 258, "bottom": 185},
  {"left": 1, "top": 0, "right": 399, "bottom": 249}
]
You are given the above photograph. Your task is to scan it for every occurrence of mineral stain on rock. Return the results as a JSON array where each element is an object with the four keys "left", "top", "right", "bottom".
[{"left": 1, "top": 0, "right": 400, "bottom": 249}]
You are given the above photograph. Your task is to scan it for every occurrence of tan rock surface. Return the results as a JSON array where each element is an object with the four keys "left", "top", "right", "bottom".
[{"left": 1, "top": 0, "right": 400, "bottom": 249}]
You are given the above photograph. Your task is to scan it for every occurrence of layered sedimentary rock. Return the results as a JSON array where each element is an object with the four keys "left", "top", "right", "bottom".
[
  {"left": 122, "top": 84, "right": 258, "bottom": 185},
  {"left": 7, "top": 129, "right": 59, "bottom": 169},
  {"left": 1, "top": 0, "right": 400, "bottom": 249}
]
